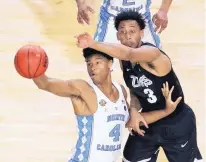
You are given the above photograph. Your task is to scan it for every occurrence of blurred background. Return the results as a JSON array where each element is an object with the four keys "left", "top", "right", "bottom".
[{"left": 0, "top": 0, "right": 205, "bottom": 161}]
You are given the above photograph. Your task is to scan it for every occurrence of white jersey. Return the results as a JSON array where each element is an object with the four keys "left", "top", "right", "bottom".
[
  {"left": 69, "top": 81, "right": 129, "bottom": 162},
  {"left": 101, "top": 0, "right": 151, "bottom": 18}
]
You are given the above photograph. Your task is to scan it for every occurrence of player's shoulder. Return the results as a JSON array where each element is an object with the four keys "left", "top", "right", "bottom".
[
  {"left": 141, "top": 42, "right": 168, "bottom": 55},
  {"left": 140, "top": 43, "right": 160, "bottom": 52}
]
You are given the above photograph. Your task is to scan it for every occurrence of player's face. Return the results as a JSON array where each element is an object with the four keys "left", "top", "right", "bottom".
[
  {"left": 117, "top": 20, "right": 144, "bottom": 48},
  {"left": 86, "top": 54, "right": 112, "bottom": 84}
]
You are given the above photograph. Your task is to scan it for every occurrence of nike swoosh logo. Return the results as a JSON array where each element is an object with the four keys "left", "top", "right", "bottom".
[{"left": 181, "top": 141, "right": 188, "bottom": 148}]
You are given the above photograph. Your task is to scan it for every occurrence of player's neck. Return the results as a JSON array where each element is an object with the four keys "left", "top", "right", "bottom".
[
  {"left": 137, "top": 41, "right": 142, "bottom": 48},
  {"left": 96, "top": 79, "right": 114, "bottom": 97}
]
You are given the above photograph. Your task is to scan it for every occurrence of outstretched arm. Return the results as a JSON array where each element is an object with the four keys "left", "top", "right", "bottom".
[
  {"left": 76, "top": 33, "right": 161, "bottom": 63},
  {"left": 90, "top": 41, "right": 161, "bottom": 63},
  {"left": 33, "top": 74, "right": 87, "bottom": 98}
]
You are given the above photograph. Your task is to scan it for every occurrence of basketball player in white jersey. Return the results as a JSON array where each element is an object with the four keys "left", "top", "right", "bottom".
[
  {"left": 32, "top": 48, "right": 181, "bottom": 162},
  {"left": 75, "top": 0, "right": 172, "bottom": 47}
]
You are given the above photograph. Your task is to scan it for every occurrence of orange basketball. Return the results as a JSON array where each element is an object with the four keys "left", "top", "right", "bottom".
[{"left": 14, "top": 44, "right": 49, "bottom": 79}]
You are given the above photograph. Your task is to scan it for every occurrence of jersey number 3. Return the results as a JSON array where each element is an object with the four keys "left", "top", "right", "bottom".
[
  {"left": 144, "top": 88, "right": 157, "bottom": 104},
  {"left": 109, "top": 124, "right": 120, "bottom": 142}
]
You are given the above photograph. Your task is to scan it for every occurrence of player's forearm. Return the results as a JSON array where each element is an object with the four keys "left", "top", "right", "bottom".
[
  {"left": 33, "top": 74, "right": 50, "bottom": 90},
  {"left": 159, "top": 0, "right": 173, "bottom": 12},
  {"left": 75, "top": 0, "right": 88, "bottom": 6},
  {"left": 140, "top": 110, "right": 169, "bottom": 125},
  {"left": 129, "top": 92, "right": 169, "bottom": 125},
  {"left": 75, "top": 0, "right": 84, "bottom": 6},
  {"left": 91, "top": 41, "right": 131, "bottom": 61},
  {"left": 75, "top": 0, "right": 84, "bottom": 3}
]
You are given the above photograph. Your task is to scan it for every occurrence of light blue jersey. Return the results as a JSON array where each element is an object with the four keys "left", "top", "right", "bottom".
[
  {"left": 102, "top": 0, "right": 151, "bottom": 18},
  {"left": 94, "top": 0, "right": 161, "bottom": 48}
]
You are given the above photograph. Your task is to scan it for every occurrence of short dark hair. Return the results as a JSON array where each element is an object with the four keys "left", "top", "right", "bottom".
[
  {"left": 114, "top": 11, "right": 146, "bottom": 30},
  {"left": 83, "top": 48, "right": 113, "bottom": 61}
]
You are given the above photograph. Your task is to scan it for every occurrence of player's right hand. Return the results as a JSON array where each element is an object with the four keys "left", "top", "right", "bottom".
[
  {"left": 161, "top": 82, "right": 182, "bottom": 115},
  {"left": 75, "top": 32, "right": 95, "bottom": 48},
  {"left": 76, "top": 0, "right": 94, "bottom": 25}
]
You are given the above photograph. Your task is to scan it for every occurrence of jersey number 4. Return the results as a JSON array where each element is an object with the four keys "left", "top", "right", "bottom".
[
  {"left": 109, "top": 124, "right": 120, "bottom": 142},
  {"left": 144, "top": 88, "right": 157, "bottom": 104}
]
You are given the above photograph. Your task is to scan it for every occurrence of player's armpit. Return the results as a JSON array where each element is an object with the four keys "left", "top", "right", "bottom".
[{"left": 33, "top": 74, "right": 87, "bottom": 97}]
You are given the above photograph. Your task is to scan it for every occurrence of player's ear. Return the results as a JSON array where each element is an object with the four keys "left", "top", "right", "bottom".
[
  {"left": 116, "top": 32, "right": 120, "bottom": 41},
  {"left": 140, "top": 29, "right": 144, "bottom": 38},
  {"left": 108, "top": 60, "right": 113, "bottom": 70}
]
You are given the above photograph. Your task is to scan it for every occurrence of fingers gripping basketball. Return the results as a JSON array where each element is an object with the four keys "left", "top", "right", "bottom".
[{"left": 14, "top": 45, "right": 48, "bottom": 78}]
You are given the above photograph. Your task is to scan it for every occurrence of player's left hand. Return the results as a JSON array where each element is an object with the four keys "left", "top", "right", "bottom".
[
  {"left": 75, "top": 32, "right": 95, "bottom": 48},
  {"left": 162, "top": 82, "right": 182, "bottom": 114},
  {"left": 126, "top": 108, "right": 148, "bottom": 136},
  {"left": 152, "top": 10, "right": 168, "bottom": 34}
]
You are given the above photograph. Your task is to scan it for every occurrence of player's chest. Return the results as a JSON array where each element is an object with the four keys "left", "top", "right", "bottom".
[
  {"left": 126, "top": 69, "right": 163, "bottom": 104},
  {"left": 96, "top": 98, "right": 128, "bottom": 116}
]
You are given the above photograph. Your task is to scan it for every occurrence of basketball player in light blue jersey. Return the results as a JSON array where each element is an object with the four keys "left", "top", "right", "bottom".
[
  {"left": 33, "top": 48, "right": 180, "bottom": 162},
  {"left": 75, "top": 0, "right": 173, "bottom": 48}
]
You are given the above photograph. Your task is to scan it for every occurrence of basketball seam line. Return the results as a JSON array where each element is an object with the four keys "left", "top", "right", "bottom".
[
  {"left": 28, "top": 46, "right": 31, "bottom": 78},
  {"left": 33, "top": 49, "right": 43, "bottom": 78}
]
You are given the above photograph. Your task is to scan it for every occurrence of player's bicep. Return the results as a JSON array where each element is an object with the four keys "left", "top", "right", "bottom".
[
  {"left": 46, "top": 79, "right": 85, "bottom": 97},
  {"left": 130, "top": 46, "right": 160, "bottom": 63}
]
